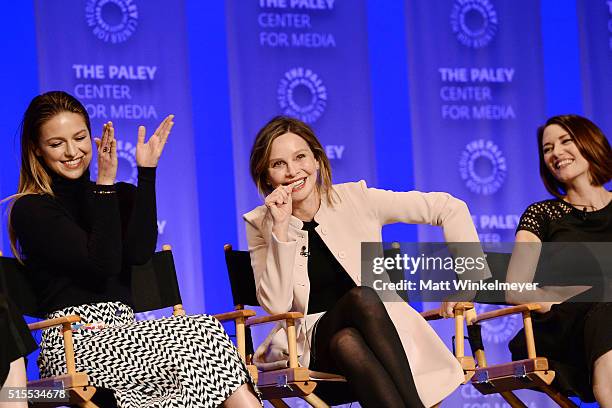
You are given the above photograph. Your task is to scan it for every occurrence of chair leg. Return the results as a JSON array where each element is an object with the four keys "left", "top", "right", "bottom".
[
  {"left": 268, "top": 399, "right": 290, "bottom": 408},
  {"left": 300, "top": 393, "right": 330, "bottom": 408},
  {"left": 538, "top": 385, "right": 579, "bottom": 408},
  {"left": 500, "top": 391, "right": 527, "bottom": 408}
]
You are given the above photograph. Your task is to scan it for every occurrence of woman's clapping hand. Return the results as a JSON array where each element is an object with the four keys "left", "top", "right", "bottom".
[{"left": 136, "top": 115, "right": 175, "bottom": 168}]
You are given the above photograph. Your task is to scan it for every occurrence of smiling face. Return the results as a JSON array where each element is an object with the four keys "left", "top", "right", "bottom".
[
  {"left": 541, "top": 123, "right": 590, "bottom": 185},
  {"left": 267, "top": 132, "right": 320, "bottom": 204},
  {"left": 36, "top": 111, "right": 92, "bottom": 180}
]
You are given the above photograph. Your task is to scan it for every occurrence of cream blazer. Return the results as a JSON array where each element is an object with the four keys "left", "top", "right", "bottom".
[{"left": 243, "top": 180, "right": 481, "bottom": 407}]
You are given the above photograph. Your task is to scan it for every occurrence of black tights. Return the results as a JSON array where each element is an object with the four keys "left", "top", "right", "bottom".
[{"left": 309, "top": 287, "right": 425, "bottom": 408}]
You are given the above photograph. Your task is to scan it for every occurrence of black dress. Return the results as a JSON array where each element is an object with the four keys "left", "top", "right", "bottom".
[
  {"left": 509, "top": 198, "right": 612, "bottom": 402},
  {"left": 10, "top": 168, "right": 259, "bottom": 408},
  {"left": 301, "top": 220, "right": 356, "bottom": 404},
  {"left": 301, "top": 220, "right": 356, "bottom": 315},
  {"left": 0, "top": 294, "right": 37, "bottom": 385}
]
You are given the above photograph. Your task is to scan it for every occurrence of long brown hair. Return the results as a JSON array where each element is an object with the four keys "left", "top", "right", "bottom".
[
  {"left": 250, "top": 116, "right": 337, "bottom": 205},
  {"left": 537, "top": 115, "right": 612, "bottom": 198},
  {"left": 5, "top": 91, "right": 91, "bottom": 259}
]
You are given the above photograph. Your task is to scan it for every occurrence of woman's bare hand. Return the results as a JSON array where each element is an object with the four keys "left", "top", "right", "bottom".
[{"left": 94, "top": 122, "right": 117, "bottom": 185}]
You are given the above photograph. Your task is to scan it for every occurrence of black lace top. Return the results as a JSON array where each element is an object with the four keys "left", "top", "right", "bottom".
[
  {"left": 516, "top": 197, "right": 612, "bottom": 288},
  {"left": 517, "top": 198, "right": 612, "bottom": 242}
]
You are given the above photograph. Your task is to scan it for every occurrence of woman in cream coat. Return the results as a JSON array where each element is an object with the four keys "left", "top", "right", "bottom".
[{"left": 244, "top": 116, "right": 482, "bottom": 407}]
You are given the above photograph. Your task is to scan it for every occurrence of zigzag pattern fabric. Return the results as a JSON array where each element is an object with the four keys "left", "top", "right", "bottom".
[{"left": 38, "top": 302, "right": 260, "bottom": 407}]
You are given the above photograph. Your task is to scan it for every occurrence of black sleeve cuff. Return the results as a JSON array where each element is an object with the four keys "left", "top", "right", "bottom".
[{"left": 137, "top": 166, "right": 157, "bottom": 183}]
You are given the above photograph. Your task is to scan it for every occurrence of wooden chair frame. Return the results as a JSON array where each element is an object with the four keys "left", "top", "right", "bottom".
[
  {"left": 421, "top": 302, "right": 477, "bottom": 385},
  {"left": 2, "top": 245, "right": 255, "bottom": 408},
  {"left": 466, "top": 303, "right": 578, "bottom": 408},
  {"left": 224, "top": 244, "right": 345, "bottom": 408},
  {"left": 223, "top": 244, "right": 479, "bottom": 408}
]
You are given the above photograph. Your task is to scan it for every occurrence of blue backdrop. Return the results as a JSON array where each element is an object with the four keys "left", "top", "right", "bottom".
[
  {"left": 0, "top": 1, "right": 599, "bottom": 407},
  {"left": 34, "top": 0, "right": 205, "bottom": 314},
  {"left": 226, "top": 0, "right": 377, "bottom": 248}
]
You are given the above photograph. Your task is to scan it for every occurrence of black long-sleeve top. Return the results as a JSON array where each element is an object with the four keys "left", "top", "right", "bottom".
[{"left": 10, "top": 167, "right": 158, "bottom": 315}]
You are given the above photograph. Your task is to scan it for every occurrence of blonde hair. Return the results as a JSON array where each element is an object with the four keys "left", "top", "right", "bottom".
[{"left": 4, "top": 91, "right": 91, "bottom": 260}]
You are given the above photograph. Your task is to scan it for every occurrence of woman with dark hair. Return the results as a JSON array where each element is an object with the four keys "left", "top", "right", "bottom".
[
  {"left": 7, "top": 91, "right": 261, "bottom": 408},
  {"left": 244, "top": 116, "right": 486, "bottom": 408},
  {"left": 506, "top": 114, "right": 612, "bottom": 406}
]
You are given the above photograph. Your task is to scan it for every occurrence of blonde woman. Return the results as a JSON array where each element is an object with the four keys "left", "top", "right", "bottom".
[
  {"left": 245, "top": 116, "right": 483, "bottom": 407},
  {"left": 8, "top": 91, "right": 260, "bottom": 408}
]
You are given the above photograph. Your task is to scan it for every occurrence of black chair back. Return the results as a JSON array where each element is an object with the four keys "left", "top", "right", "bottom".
[
  {"left": 131, "top": 250, "right": 183, "bottom": 313},
  {"left": 223, "top": 242, "right": 419, "bottom": 305},
  {"left": 223, "top": 244, "right": 258, "bottom": 309},
  {"left": 0, "top": 250, "right": 182, "bottom": 317},
  {"left": 223, "top": 244, "right": 262, "bottom": 360},
  {"left": 0, "top": 256, "right": 41, "bottom": 318},
  {"left": 222, "top": 244, "right": 356, "bottom": 404}
]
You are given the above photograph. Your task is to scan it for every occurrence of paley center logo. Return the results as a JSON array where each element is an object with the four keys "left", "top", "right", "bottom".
[
  {"left": 92, "top": 138, "right": 138, "bottom": 184},
  {"left": 277, "top": 67, "right": 327, "bottom": 124},
  {"left": 450, "top": 0, "right": 498, "bottom": 48},
  {"left": 459, "top": 139, "right": 506, "bottom": 195},
  {"left": 475, "top": 303, "right": 518, "bottom": 345},
  {"left": 86, "top": 0, "right": 138, "bottom": 44}
]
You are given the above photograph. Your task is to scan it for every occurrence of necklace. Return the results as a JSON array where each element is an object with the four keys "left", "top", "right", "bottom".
[
  {"left": 565, "top": 202, "right": 597, "bottom": 212},
  {"left": 563, "top": 193, "right": 612, "bottom": 219}
]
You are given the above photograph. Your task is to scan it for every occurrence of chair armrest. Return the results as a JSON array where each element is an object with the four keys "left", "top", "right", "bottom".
[
  {"left": 420, "top": 309, "right": 443, "bottom": 321},
  {"left": 454, "top": 302, "right": 474, "bottom": 311},
  {"left": 28, "top": 315, "right": 81, "bottom": 331},
  {"left": 213, "top": 309, "right": 256, "bottom": 322},
  {"left": 472, "top": 304, "right": 540, "bottom": 324},
  {"left": 28, "top": 315, "right": 81, "bottom": 376},
  {"left": 420, "top": 303, "right": 474, "bottom": 361},
  {"left": 245, "top": 312, "right": 303, "bottom": 368},
  {"left": 420, "top": 302, "right": 474, "bottom": 321},
  {"left": 245, "top": 312, "right": 303, "bottom": 327},
  {"left": 213, "top": 310, "right": 258, "bottom": 365},
  {"left": 471, "top": 303, "right": 541, "bottom": 360}
]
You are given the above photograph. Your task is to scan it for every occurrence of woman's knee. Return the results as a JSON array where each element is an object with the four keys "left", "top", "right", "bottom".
[
  {"left": 344, "top": 286, "right": 385, "bottom": 320},
  {"left": 593, "top": 350, "right": 612, "bottom": 395},
  {"left": 329, "top": 327, "right": 363, "bottom": 356},
  {"left": 1, "top": 358, "right": 28, "bottom": 408}
]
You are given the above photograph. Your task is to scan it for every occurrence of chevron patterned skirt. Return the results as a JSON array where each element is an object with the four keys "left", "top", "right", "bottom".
[{"left": 38, "top": 302, "right": 260, "bottom": 408}]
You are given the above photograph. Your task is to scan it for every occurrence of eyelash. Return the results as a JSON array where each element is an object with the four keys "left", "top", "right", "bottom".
[
  {"left": 271, "top": 154, "right": 308, "bottom": 168},
  {"left": 49, "top": 135, "right": 87, "bottom": 148},
  {"left": 543, "top": 138, "right": 573, "bottom": 153}
]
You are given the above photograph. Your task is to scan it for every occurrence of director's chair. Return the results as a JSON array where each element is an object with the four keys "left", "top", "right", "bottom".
[{"left": 1, "top": 245, "right": 254, "bottom": 408}]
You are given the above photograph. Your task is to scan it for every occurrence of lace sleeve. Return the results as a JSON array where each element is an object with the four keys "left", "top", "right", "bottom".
[{"left": 516, "top": 202, "right": 549, "bottom": 240}]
